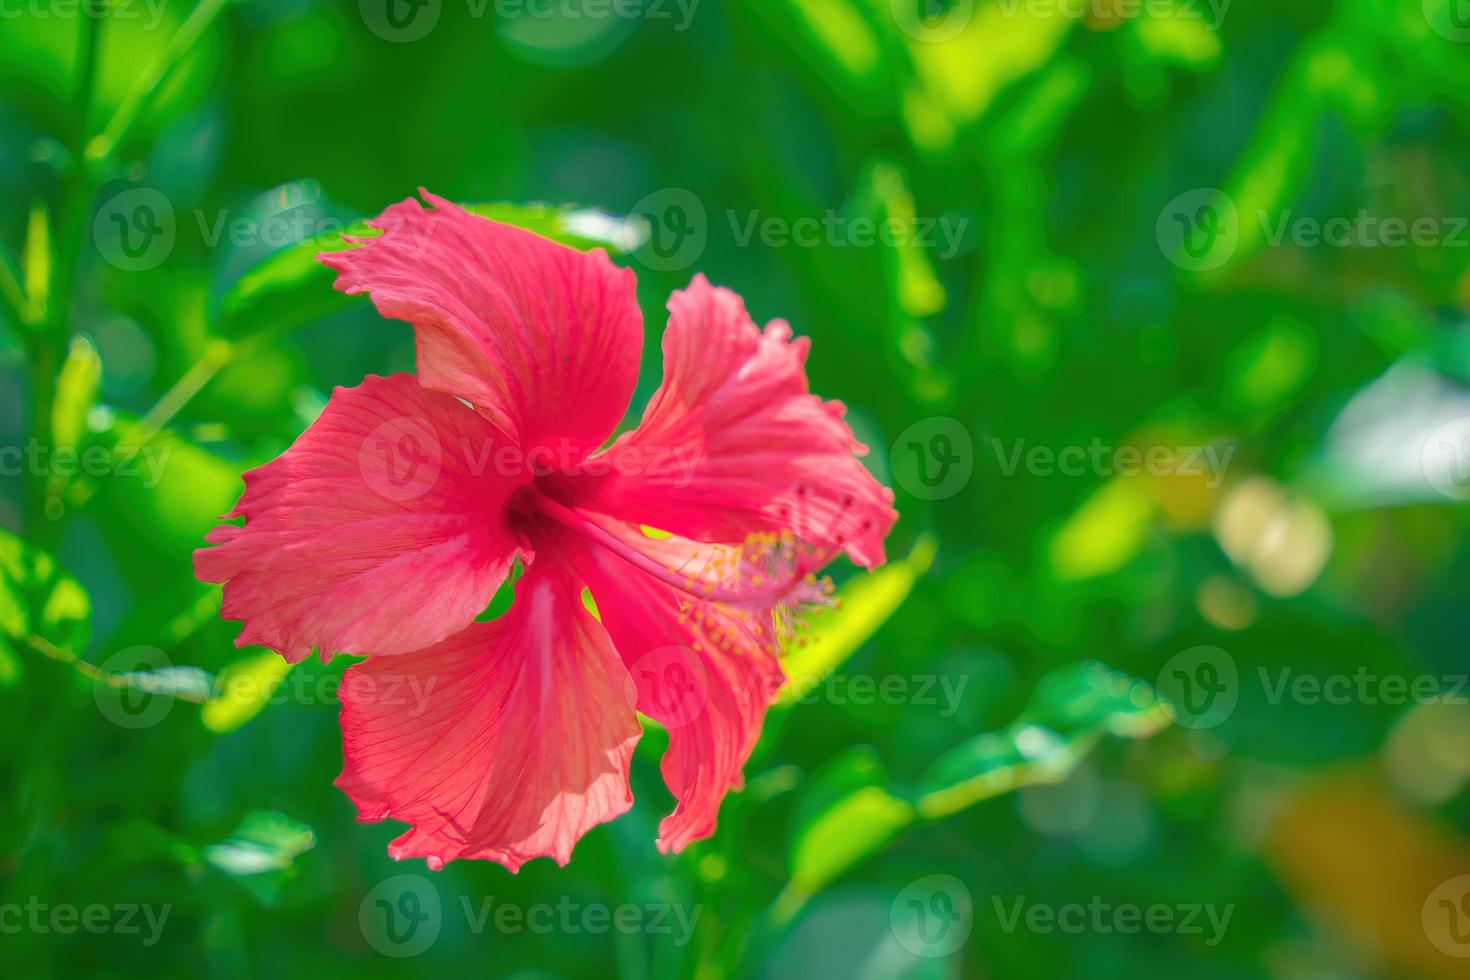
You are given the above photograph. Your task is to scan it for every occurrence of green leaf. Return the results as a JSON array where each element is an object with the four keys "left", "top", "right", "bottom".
[
  {"left": 847, "top": 161, "right": 953, "bottom": 402},
  {"left": 1045, "top": 478, "right": 1155, "bottom": 582},
  {"left": 777, "top": 534, "right": 936, "bottom": 705},
  {"left": 85, "top": 412, "right": 243, "bottom": 564},
  {"left": 784, "top": 747, "right": 913, "bottom": 903},
  {"left": 775, "top": 662, "right": 1171, "bottom": 921},
  {"left": 204, "top": 810, "right": 316, "bottom": 907},
  {"left": 0, "top": 635, "right": 23, "bottom": 688},
  {"left": 916, "top": 661, "right": 1173, "bottom": 819},
  {"left": 214, "top": 221, "right": 364, "bottom": 340},
  {"left": 217, "top": 201, "right": 638, "bottom": 340},
  {"left": 201, "top": 651, "right": 294, "bottom": 734},
  {"left": 0, "top": 527, "right": 91, "bottom": 654},
  {"left": 22, "top": 200, "right": 50, "bottom": 323}
]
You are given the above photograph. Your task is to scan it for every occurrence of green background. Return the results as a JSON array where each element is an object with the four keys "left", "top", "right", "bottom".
[{"left": 2, "top": 0, "right": 1470, "bottom": 977}]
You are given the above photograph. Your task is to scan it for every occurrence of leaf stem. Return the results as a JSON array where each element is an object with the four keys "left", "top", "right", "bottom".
[
  {"left": 62, "top": 338, "right": 242, "bottom": 514},
  {"left": 134, "top": 339, "right": 235, "bottom": 444},
  {"left": 27, "top": 7, "right": 104, "bottom": 623},
  {"left": 88, "top": 0, "right": 230, "bottom": 165}
]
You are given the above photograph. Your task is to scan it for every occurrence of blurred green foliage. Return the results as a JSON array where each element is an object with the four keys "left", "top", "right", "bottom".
[{"left": 2, "top": 0, "right": 1470, "bottom": 977}]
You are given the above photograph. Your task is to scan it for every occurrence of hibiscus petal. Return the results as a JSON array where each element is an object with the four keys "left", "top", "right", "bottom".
[
  {"left": 195, "top": 373, "right": 522, "bottom": 662},
  {"left": 336, "top": 558, "right": 640, "bottom": 871},
  {"left": 319, "top": 190, "right": 642, "bottom": 458},
  {"left": 571, "top": 275, "right": 897, "bottom": 568},
  {"left": 568, "top": 526, "right": 785, "bottom": 852}
]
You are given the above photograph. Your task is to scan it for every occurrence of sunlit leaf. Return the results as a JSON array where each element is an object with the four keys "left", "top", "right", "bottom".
[
  {"left": 903, "top": 4, "right": 1075, "bottom": 151},
  {"left": 51, "top": 334, "right": 102, "bottom": 451},
  {"left": 916, "top": 661, "right": 1173, "bottom": 819},
  {"left": 780, "top": 747, "right": 913, "bottom": 920},
  {"left": 85, "top": 412, "right": 242, "bottom": 564},
  {"left": 0, "top": 527, "right": 91, "bottom": 654},
  {"left": 777, "top": 534, "right": 937, "bottom": 705},
  {"left": 461, "top": 203, "right": 643, "bottom": 254},
  {"left": 1046, "top": 479, "right": 1154, "bottom": 582},
  {"left": 777, "top": 663, "right": 1169, "bottom": 921},
  {"left": 22, "top": 200, "right": 49, "bottom": 321},
  {"left": 201, "top": 650, "right": 294, "bottom": 733}
]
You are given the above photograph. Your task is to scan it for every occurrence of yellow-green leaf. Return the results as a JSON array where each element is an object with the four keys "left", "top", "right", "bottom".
[
  {"left": 202, "top": 651, "right": 295, "bottom": 734},
  {"left": 52, "top": 334, "right": 102, "bottom": 451},
  {"left": 0, "top": 527, "right": 91, "bottom": 653},
  {"left": 778, "top": 534, "right": 936, "bottom": 705}
]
